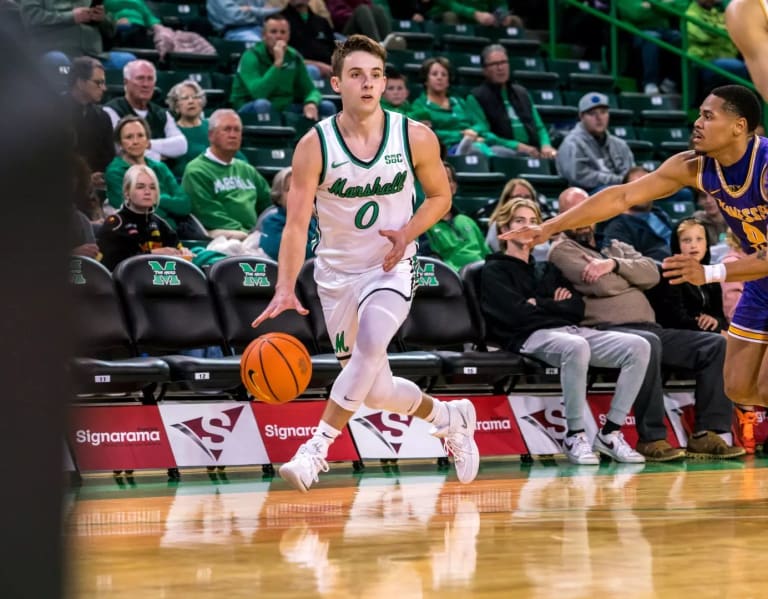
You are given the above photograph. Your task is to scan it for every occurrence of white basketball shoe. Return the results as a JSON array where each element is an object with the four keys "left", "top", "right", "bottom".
[
  {"left": 278, "top": 438, "right": 330, "bottom": 493},
  {"left": 430, "top": 399, "right": 480, "bottom": 483}
]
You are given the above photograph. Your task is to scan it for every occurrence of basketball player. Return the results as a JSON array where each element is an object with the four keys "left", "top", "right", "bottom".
[
  {"left": 726, "top": 0, "right": 768, "bottom": 103},
  {"left": 251, "top": 35, "right": 479, "bottom": 492},
  {"left": 501, "top": 85, "right": 768, "bottom": 407}
]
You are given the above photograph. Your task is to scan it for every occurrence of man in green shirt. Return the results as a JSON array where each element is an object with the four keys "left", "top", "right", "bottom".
[
  {"left": 230, "top": 13, "right": 335, "bottom": 119},
  {"left": 182, "top": 109, "right": 271, "bottom": 240}
]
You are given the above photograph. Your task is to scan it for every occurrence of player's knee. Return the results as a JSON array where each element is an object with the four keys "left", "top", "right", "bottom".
[{"left": 724, "top": 372, "right": 756, "bottom": 404}]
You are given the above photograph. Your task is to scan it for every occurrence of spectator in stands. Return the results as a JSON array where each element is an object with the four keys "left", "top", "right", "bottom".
[
  {"left": 426, "top": 163, "right": 491, "bottom": 271},
  {"left": 381, "top": 67, "right": 412, "bottom": 114},
  {"left": 182, "top": 109, "right": 271, "bottom": 240},
  {"left": 465, "top": 44, "right": 557, "bottom": 159},
  {"left": 105, "top": 115, "right": 192, "bottom": 231},
  {"left": 617, "top": 0, "right": 687, "bottom": 95},
  {"left": 387, "top": 0, "right": 432, "bottom": 22},
  {"left": 692, "top": 189, "right": 729, "bottom": 246},
  {"left": 258, "top": 166, "right": 318, "bottom": 260},
  {"left": 548, "top": 187, "right": 742, "bottom": 460},
  {"left": 98, "top": 164, "right": 192, "bottom": 270},
  {"left": 485, "top": 177, "right": 538, "bottom": 251},
  {"left": 103, "top": 60, "right": 188, "bottom": 161},
  {"left": 65, "top": 57, "right": 114, "bottom": 188},
  {"left": 687, "top": 0, "right": 749, "bottom": 93},
  {"left": 556, "top": 92, "right": 635, "bottom": 192},
  {"left": 326, "top": 0, "right": 396, "bottom": 44},
  {"left": 599, "top": 166, "right": 674, "bottom": 263},
  {"left": 281, "top": 0, "right": 336, "bottom": 79},
  {"left": 207, "top": 0, "right": 282, "bottom": 42},
  {"left": 71, "top": 155, "right": 100, "bottom": 258},
  {"left": 432, "top": 0, "right": 521, "bottom": 28},
  {"left": 230, "top": 14, "right": 335, "bottom": 119},
  {"left": 73, "top": 154, "right": 105, "bottom": 224},
  {"left": 480, "top": 197, "right": 650, "bottom": 465},
  {"left": 411, "top": 57, "right": 505, "bottom": 157}
]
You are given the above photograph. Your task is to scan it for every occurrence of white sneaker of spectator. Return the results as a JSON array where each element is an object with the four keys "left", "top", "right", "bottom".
[{"left": 562, "top": 432, "right": 600, "bottom": 465}]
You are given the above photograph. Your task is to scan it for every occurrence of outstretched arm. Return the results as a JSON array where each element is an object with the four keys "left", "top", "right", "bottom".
[
  {"left": 663, "top": 248, "right": 768, "bottom": 285},
  {"left": 726, "top": 0, "right": 768, "bottom": 103}
]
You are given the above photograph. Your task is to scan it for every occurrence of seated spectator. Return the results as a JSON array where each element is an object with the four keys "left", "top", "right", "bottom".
[
  {"left": 432, "top": 0, "right": 521, "bottom": 28},
  {"left": 229, "top": 14, "right": 335, "bottom": 119},
  {"left": 207, "top": 0, "right": 281, "bottom": 42},
  {"left": 71, "top": 155, "right": 100, "bottom": 258},
  {"left": 466, "top": 44, "right": 556, "bottom": 159},
  {"left": 105, "top": 115, "right": 192, "bottom": 230},
  {"left": 485, "top": 177, "right": 538, "bottom": 251},
  {"left": 258, "top": 166, "right": 318, "bottom": 260},
  {"left": 617, "top": 0, "right": 685, "bottom": 95},
  {"left": 426, "top": 163, "right": 491, "bottom": 271},
  {"left": 327, "top": 0, "right": 396, "bottom": 44},
  {"left": 98, "top": 164, "right": 192, "bottom": 270},
  {"left": 73, "top": 154, "right": 106, "bottom": 224},
  {"left": 387, "top": 0, "right": 432, "bottom": 21},
  {"left": 556, "top": 92, "right": 634, "bottom": 192},
  {"left": 693, "top": 188, "right": 729, "bottom": 247},
  {"left": 165, "top": 80, "right": 248, "bottom": 178},
  {"left": 281, "top": 0, "right": 336, "bottom": 79},
  {"left": 687, "top": 0, "right": 749, "bottom": 95},
  {"left": 480, "top": 197, "right": 650, "bottom": 464},
  {"left": 548, "top": 186, "right": 742, "bottom": 460},
  {"left": 105, "top": 0, "right": 215, "bottom": 60},
  {"left": 103, "top": 59, "right": 188, "bottom": 161},
  {"left": 410, "top": 57, "right": 504, "bottom": 157},
  {"left": 381, "top": 67, "right": 411, "bottom": 114},
  {"left": 182, "top": 109, "right": 271, "bottom": 240},
  {"left": 64, "top": 57, "right": 114, "bottom": 188}
]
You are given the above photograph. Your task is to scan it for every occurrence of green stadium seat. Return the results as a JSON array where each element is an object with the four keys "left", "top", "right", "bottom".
[
  {"left": 491, "top": 156, "right": 554, "bottom": 176},
  {"left": 386, "top": 48, "right": 433, "bottom": 71},
  {"left": 509, "top": 56, "right": 546, "bottom": 72},
  {"left": 611, "top": 125, "right": 638, "bottom": 141},
  {"left": 241, "top": 147, "right": 293, "bottom": 181},
  {"left": 625, "top": 140, "right": 656, "bottom": 161},
  {"left": 512, "top": 70, "right": 559, "bottom": 91},
  {"left": 454, "top": 172, "right": 507, "bottom": 200},
  {"left": 499, "top": 38, "right": 542, "bottom": 57},
  {"left": 447, "top": 153, "right": 491, "bottom": 173},
  {"left": 240, "top": 109, "right": 282, "bottom": 126},
  {"left": 529, "top": 88, "right": 564, "bottom": 106},
  {"left": 442, "top": 34, "right": 492, "bottom": 53},
  {"left": 456, "top": 66, "right": 485, "bottom": 86},
  {"left": 165, "top": 52, "right": 219, "bottom": 72},
  {"left": 639, "top": 126, "right": 691, "bottom": 156},
  {"left": 392, "top": 19, "right": 424, "bottom": 33},
  {"left": 444, "top": 51, "right": 484, "bottom": 69},
  {"left": 618, "top": 92, "right": 687, "bottom": 125},
  {"left": 657, "top": 198, "right": 696, "bottom": 223}
]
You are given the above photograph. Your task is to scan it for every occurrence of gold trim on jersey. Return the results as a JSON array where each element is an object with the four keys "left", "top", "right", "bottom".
[
  {"left": 728, "top": 322, "right": 768, "bottom": 344},
  {"left": 696, "top": 154, "right": 705, "bottom": 192},
  {"left": 714, "top": 136, "right": 761, "bottom": 198}
]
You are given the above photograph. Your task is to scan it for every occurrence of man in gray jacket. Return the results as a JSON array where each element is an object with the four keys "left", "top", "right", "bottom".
[
  {"left": 555, "top": 92, "right": 635, "bottom": 192},
  {"left": 548, "top": 187, "right": 743, "bottom": 461}
]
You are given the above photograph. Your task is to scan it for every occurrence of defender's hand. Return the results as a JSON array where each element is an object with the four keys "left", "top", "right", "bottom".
[{"left": 662, "top": 254, "right": 706, "bottom": 285}]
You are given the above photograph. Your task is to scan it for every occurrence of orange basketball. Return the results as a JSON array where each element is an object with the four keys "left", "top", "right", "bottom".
[{"left": 240, "top": 333, "right": 312, "bottom": 404}]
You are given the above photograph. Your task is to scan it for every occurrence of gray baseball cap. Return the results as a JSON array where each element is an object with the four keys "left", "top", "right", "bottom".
[{"left": 578, "top": 92, "right": 610, "bottom": 114}]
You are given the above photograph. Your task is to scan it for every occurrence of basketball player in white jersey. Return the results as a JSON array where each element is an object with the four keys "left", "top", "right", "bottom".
[{"left": 251, "top": 35, "right": 479, "bottom": 492}]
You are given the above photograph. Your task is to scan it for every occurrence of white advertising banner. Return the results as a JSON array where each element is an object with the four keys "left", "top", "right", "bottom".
[
  {"left": 159, "top": 402, "right": 269, "bottom": 467},
  {"left": 663, "top": 391, "right": 696, "bottom": 447},
  {"left": 510, "top": 395, "right": 598, "bottom": 455},
  {"left": 348, "top": 407, "right": 446, "bottom": 459}
]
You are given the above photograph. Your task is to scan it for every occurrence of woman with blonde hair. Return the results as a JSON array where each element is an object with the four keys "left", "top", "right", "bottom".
[
  {"left": 485, "top": 177, "right": 538, "bottom": 251},
  {"left": 97, "top": 165, "right": 191, "bottom": 270},
  {"left": 480, "top": 196, "right": 651, "bottom": 465}
]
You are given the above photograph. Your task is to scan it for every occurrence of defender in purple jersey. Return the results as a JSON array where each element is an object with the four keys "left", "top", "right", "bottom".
[{"left": 499, "top": 85, "right": 768, "bottom": 407}]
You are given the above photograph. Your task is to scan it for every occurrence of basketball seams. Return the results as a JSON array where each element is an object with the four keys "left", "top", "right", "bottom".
[
  {"left": 240, "top": 332, "right": 312, "bottom": 404},
  {"left": 261, "top": 339, "right": 299, "bottom": 401}
]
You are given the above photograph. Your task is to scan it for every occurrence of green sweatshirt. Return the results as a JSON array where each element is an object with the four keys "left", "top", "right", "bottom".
[
  {"left": 409, "top": 93, "right": 493, "bottom": 155},
  {"left": 105, "top": 155, "right": 191, "bottom": 229},
  {"left": 431, "top": 0, "right": 507, "bottom": 23},
  {"left": 463, "top": 91, "right": 551, "bottom": 151},
  {"left": 230, "top": 42, "right": 322, "bottom": 110},
  {"left": 427, "top": 214, "right": 491, "bottom": 272},
  {"left": 617, "top": 0, "right": 689, "bottom": 29},
  {"left": 173, "top": 120, "right": 247, "bottom": 178},
  {"left": 182, "top": 153, "right": 271, "bottom": 232},
  {"left": 686, "top": 1, "right": 738, "bottom": 61},
  {"left": 381, "top": 98, "right": 412, "bottom": 115},
  {"left": 104, "top": 0, "right": 160, "bottom": 26}
]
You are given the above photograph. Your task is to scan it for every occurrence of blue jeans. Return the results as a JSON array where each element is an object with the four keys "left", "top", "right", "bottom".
[
  {"left": 634, "top": 29, "right": 681, "bottom": 86},
  {"left": 42, "top": 50, "right": 136, "bottom": 72},
  {"left": 224, "top": 26, "right": 263, "bottom": 42},
  {"left": 238, "top": 99, "right": 337, "bottom": 118},
  {"left": 701, "top": 57, "right": 750, "bottom": 90}
]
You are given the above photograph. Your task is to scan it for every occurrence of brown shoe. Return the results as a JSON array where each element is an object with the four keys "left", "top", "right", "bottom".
[
  {"left": 686, "top": 431, "right": 746, "bottom": 459},
  {"left": 635, "top": 439, "right": 686, "bottom": 462}
]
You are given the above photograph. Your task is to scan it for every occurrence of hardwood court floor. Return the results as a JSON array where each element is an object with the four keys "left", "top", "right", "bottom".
[{"left": 66, "top": 457, "right": 768, "bottom": 598}]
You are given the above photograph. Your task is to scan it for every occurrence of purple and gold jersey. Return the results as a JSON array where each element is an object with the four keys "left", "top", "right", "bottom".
[{"left": 697, "top": 135, "right": 768, "bottom": 342}]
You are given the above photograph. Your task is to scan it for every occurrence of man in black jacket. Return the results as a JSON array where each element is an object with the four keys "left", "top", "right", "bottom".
[
  {"left": 466, "top": 44, "right": 556, "bottom": 159},
  {"left": 281, "top": 0, "right": 335, "bottom": 79},
  {"left": 480, "top": 197, "right": 652, "bottom": 465}
]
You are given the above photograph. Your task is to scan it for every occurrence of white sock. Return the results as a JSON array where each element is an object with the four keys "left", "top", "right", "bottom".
[
  {"left": 312, "top": 420, "right": 341, "bottom": 448},
  {"left": 425, "top": 400, "right": 450, "bottom": 429}
]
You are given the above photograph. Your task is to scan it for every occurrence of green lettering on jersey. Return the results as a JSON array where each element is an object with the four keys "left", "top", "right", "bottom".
[
  {"left": 149, "top": 260, "right": 181, "bottom": 286},
  {"left": 334, "top": 331, "right": 349, "bottom": 354},
  {"left": 328, "top": 171, "right": 407, "bottom": 198},
  {"left": 239, "top": 262, "right": 269, "bottom": 287},
  {"left": 415, "top": 262, "right": 438, "bottom": 287}
]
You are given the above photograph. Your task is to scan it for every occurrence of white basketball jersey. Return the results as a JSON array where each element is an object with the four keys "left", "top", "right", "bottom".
[{"left": 313, "top": 110, "right": 417, "bottom": 273}]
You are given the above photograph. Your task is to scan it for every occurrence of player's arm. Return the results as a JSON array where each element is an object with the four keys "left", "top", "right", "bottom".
[
  {"left": 502, "top": 152, "right": 698, "bottom": 246},
  {"left": 251, "top": 130, "right": 320, "bottom": 326},
  {"left": 379, "top": 120, "right": 452, "bottom": 271},
  {"left": 663, "top": 247, "right": 768, "bottom": 285},
  {"left": 726, "top": 0, "right": 768, "bottom": 103}
]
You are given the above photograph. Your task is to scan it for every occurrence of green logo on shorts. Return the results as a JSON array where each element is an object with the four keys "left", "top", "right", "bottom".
[
  {"left": 415, "top": 262, "right": 438, "bottom": 287},
  {"left": 335, "top": 331, "right": 349, "bottom": 354}
]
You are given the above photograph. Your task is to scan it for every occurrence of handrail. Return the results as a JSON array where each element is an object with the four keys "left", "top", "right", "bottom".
[{"left": 547, "top": 0, "right": 757, "bottom": 112}]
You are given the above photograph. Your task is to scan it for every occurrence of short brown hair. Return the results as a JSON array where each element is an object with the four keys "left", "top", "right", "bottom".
[
  {"left": 331, "top": 34, "right": 386, "bottom": 78},
  {"left": 113, "top": 114, "right": 150, "bottom": 145}
]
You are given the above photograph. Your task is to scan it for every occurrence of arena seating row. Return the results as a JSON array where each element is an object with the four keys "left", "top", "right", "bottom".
[{"left": 71, "top": 255, "right": 543, "bottom": 403}]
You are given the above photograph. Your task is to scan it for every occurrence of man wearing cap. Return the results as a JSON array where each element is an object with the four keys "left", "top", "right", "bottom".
[{"left": 556, "top": 92, "right": 635, "bottom": 192}]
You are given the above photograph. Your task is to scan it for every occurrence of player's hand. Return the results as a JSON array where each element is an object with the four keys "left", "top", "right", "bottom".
[
  {"left": 553, "top": 287, "right": 572, "bottom": 301},
  {"left": 251, "top": 289, "right": 308, "bottom": 328},
  {"left": 697, "top": 313, "right": 720, "bottom": 331},
  {"left": 379, "top": 228, "right": 407, "bottom": 272},
  {"left": 582, "top": 257, "right": 615, "bottom": 283},
  {"left": 662, "top": 254, "right": 705, "bottom": 285},
  {"left": 498, "top": 224, "right": 547, "bottom": 247}
]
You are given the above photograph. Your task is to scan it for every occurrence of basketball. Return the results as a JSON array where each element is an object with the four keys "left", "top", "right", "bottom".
[{"left": 240, "top": 333, "right": 312, "bottom": 404}]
